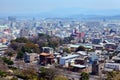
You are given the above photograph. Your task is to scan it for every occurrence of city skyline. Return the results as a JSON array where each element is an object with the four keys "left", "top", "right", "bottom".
[{"left": 1, "top": 0, "right": 120, "bottom": 17}]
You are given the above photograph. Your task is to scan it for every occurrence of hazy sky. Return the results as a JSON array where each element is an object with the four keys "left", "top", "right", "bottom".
[{"left": 0, "top": 0, "right": 120, "bottom": 15}]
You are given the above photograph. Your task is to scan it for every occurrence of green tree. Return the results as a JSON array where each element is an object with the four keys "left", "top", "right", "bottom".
[
  {"left": 106, "top": 71, "right": 116, "bottom": 80},
  {"left": 39, "top": 67, "right": 58, "bottom": 80},
  {"left": 80, "top": 72, "right": 89, "bottom": 80},
  {"left": 15, "top": 66, "right": 37, "bottom": 80},
  {"left": 11, "top": 77, "right": 18, "bottom": 80},
  {"left": 38, "top": 33, "right": 48, "bottom": 37},
  {"left": 63, "top": 48, "right": 71, "bottom": 53},
  {"left": 76, "top": 46, "right": 86, "bottom": 52},
  {"left": 7, "top": 52, "right": 13, "bottom": 57},
  {"left": 31, "top": 33, "right": 63, "bottom": 49},
  {"left": 21, "top": 67, "right": 37, "bottom": 79},
  {"left": 16, "top": 51, "right": 24, "bottom": 59},
  {"left": 2, "top": 57, "right": 14, "bottom": 65},
  {"left": 39, "top": 67, "right": 47, "bottom": 79},
  {"left": 54, "top": 75, "right": 68, "bottom": 80},
  {"left": 15, "top": 37, "right": 29, "bottom": 43},
  {"left": 24, "top": 42, "right": 40, "bottom": 53},
  {"left": 0, "top": 70, "right": 7, "bottom": 77},
  {"left": 6, "top": 52, "right": 14, "bottom": 60},
  {"left": 48, "top": 41, "right": 58, "bottom": 49},
  {"left": 45, "top": 69, "right": 57, "bottom": 80},
  {"left": 0, "top": 59, "right": 8, "bottom": 72},
  {"left": 21, "top": 46, "right": 26, "bottom": 53}
]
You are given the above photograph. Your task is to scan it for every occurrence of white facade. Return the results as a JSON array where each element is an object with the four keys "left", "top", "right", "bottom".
[
  {"left": 59, "top": 54, "right": 79, "bottom": 66},
  {"left": 104, "top": 63, "right": 120, "bottom": 71}
]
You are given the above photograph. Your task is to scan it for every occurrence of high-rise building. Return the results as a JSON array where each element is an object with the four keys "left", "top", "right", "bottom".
[
  {"left": 20, "top": 28, "right": 29, "bottom": 37},
  {"left": 92, "top": 61, "right": 99, "bottom": 75}
]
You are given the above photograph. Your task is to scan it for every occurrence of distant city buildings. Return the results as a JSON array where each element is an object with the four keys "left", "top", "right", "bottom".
[{"left": 1, "top": 17, "right": 120, "bottom": 79}]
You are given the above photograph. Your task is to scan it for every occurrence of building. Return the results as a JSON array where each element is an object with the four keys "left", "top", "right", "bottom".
[
  {"left": 88, "top": 52, "right": 99, "bottom": 63},
  {"left": 92, "top": 61, "right": 99, "bottom": 75},
  {"left": 71, "top": 64, "right": 86, "bottom": 72},
  {"left": 112, "top": 53, "right": 120, "bottom": 63},
  {"left": 39, "top": 53, "right": 54, "bottom": 66},
  {"left": 0, "top": 44, "right": 8, "bottom": 54},
  {"left": 92, "top": 38, "right": 101, "bottom": 44},
  {"left": 42, "top": 47, "right": 53, "bottom": 54},
  {"left": 75, "top": 51, "right": 88, "bottom": 64},
  {"left": 68, "top": 44, "right": 79, "bottom": 52},
  {"left": 20, "top": 28, "right": 29, "bottom": 37},
  {"left": 0, "top": 25, "right": 9, "bottom": 32},
  {"left": 93, "top": 45, "right": 104, "bottom": 50},
  {"left": 59, "top": 54, "right": 79, "bottom": 67},
  {"left": 104, "top": 63, "right": 120, "bottom": 71},
  {"left": 104, "top": 43, "right": 117, "bottom": 52},
  {"left": 24, "top": 52, "right": 39, "bottom": 63}
]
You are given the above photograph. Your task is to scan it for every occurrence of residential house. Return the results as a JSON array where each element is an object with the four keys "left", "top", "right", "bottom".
[
  {"left": 39, "top": 52, "right": 54, "bottom": 66},
  {"left": 24, "top": 52, "right": 39, "bottom": 63}
]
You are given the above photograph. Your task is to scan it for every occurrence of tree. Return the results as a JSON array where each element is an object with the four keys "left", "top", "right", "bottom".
[
  {"left": 21, "top": 67, "right": 37, "bottom": 79},
  {"left": 106, "top": 71, "right": 116, "bottom": 80},
  {"left": 45, "top": 68, "right": 57, "bottom": 80},
  {"left": 0, "top": 70, "right": 7, "bottom": 77},
  {"left": 11, "top": 77, "right": 18, "bottom": 80},
  {"left": 7, "top": 52, "right": 13, "bottom": 57},
  {"left": 5, "top": 51, "right": 14, "bottom": 60},
  {"left": 80, "top": 72, "right": 89, "bottom": 80},
  {"left": 2, "top": 57, "right": 14, "bottom": 65},
  {"left": 48, "top": 40, "right": 58, "bottom": 49},
  {"left": 30, "top": 33, "right": 63, "bottom": 49},
  {"left": 24, "top": 42, "right": 40, "bottom": 53},
  {"left": 39, "top": 67, "right": 47, "bottom": 79},
  {"left": 38, "top": 33, "right": 48, "bottom": 38},
  {"left": 76, "top": 46, "right": 86, "bottom": 52},
  {"left": 63, "top": 48, "right": 71, "bottom": 53},
  {"left": 39, "top": 67, "right": 58, "bottom": 80},
  {"left": 16, "top": 51, "right": 24, "bottom": 59},
  {"left": 64, "top": 36, "right": 74, "bottom": 44},
  {"left": 15, "top": 66, "right": 37, "bottom": 80},
  {"left": 10, "top": 42, "right": 18, "bottom": 50},
  {"left": 15, "top": 37, "right": 29, "bottom": 43},
  {"left": 0, "top": 59, "right": 8, "bottom": 72},
  {"left": 54, "top": 75, "right": 68, "bottom": 80}
]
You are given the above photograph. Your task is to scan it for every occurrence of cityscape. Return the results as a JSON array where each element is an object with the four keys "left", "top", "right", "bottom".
[{"left": 1, "top": 0, "right": 120, "bottom": 80}]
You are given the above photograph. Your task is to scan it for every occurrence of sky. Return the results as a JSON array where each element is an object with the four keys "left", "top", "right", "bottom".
[{"left": 0, "top": 0, "right": 120, "bottom": 16}]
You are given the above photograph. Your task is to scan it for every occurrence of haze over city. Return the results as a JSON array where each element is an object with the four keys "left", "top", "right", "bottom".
[{"left": 1, "top": 0, "right": 120, "bottom": 17}]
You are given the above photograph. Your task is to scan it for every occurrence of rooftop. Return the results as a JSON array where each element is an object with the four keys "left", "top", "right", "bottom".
[
  {"left": 40, "top": 53, "right": 50, "bottom": 56},
  {"left": 0, "top": 25, "right": 8, "bottom": 28},
  {"left": 0, "top": 44, "right": 8, "bottom": 48},
  {"left": 61, "top": 54, "right": 79, "bottom": 60},
  {"left": 71, "top": 64, "right": 86, "bottom": 68},
  {"left": 77, "top": 51, "right": 87, "bottom": 56}
]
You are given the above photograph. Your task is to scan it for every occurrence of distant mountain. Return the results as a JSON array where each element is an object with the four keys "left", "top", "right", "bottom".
[
  {"left": 1, "top": 8, "right": 120, "bottom": 20},
  {"left": 66, "top": 14, "right": 120, "bottom": 20},
  {"left": 48, "top": 8, "right": 120, "bottom": 17}
]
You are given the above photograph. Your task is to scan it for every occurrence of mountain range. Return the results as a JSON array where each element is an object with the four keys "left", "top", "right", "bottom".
[{"left": 1, "top": 8, "right": 120, "bottom": 20}]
